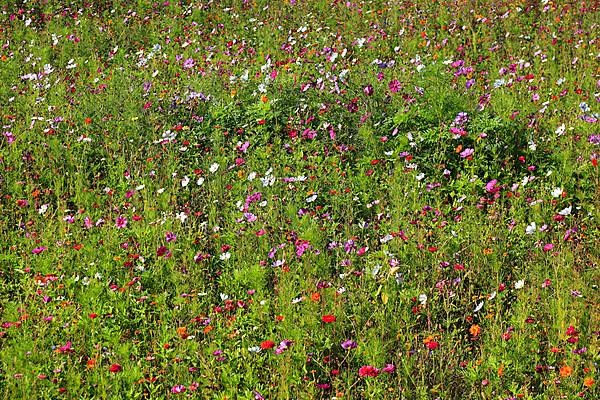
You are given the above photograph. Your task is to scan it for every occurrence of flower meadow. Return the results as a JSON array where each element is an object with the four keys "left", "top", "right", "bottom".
[{"left": 0, "top": 1, "right": 598, "bottom": 399}]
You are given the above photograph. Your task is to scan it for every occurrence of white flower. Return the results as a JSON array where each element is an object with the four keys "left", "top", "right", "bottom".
[
  {"left": 219, "top": 293, "right": 229, "bottom": 301},
  {"left": 38, "top": 204, "right": 49, "bottom": 214},
  {"left": 551, "top": 187, "right": 563, "bottom": 198},
  {"left": 514, "top": 280, "right": 525, "bottom": 290},
  {"left": 175, "top": 212, "right": 188, "bottom": 223},
  {"left": 415, "top": 173, "right": 425, "bottom": 181},
  {"left": 181, "top": 176, "right": 190, "bottom": 187},
  {"left": 558, "top": 206, "right": 572, "bottom": 216},
  {"left": 247, "top": 172, "right": 256, "bottom": 181},
  {"left": 474, "top": 301, "right": 484, "bottom": 313},
  {"left": 418, "top": 294, "right": 427, "bottom": 305},
  {"left": 555, "top": 124, "right": 565, "bottom": 136},
  {"left": 209, "top": 163, "right": 220, "bottom": 173},
  {"left": 219, "top": 252, "right": 231, "bottom": 261},
  {"left": 526, "top": 222, "right": 537, "bottom": 235},
  {"left": 306, "top": 194, "right": 317, "bottom": 203},
  {"left": 197, "top": 177, "right": 205, "bottom": 186},
  {"left": 528, "top": 140, "right": 537, "bottom": 151},
  {"left": 371, "top": 264, "right": 381, "bottom": 278}
]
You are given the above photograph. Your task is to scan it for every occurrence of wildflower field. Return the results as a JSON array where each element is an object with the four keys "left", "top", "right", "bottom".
[{"left": 0, "top": 1, "right": 599, "bottom": 399}]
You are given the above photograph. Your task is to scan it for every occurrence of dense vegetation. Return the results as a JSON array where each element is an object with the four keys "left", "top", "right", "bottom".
[{"left": 0, "top": 1, "right": 598, "bottom": 398}]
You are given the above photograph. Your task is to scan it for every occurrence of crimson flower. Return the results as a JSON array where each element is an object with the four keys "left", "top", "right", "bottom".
[{"left": 109, "top": 363, "right": 122, "bottom": 373}]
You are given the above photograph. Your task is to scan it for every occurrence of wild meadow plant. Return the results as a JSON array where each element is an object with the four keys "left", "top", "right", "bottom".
[{"left": 0, "top": 1, "right": 598, "bottom": 399}]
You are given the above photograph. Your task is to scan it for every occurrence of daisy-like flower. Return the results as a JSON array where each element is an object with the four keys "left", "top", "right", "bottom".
[{"left": 115, "top": 216, "right": 127, "bottom": 229}]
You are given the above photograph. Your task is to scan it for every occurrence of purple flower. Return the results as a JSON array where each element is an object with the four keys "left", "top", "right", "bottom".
[
  {"left": 341, "top": 339, "right": 357, "bottom": 350},
  {"left": 165, "top": 231, "right": 177, "bottom": 243},
  {"left": 182, "top": 58, "right": 195, "bottom": 69},
  {"left": 3, "top": 131, "right": 15, "bottom": 144},
  {"left": 363, "top": 85, "right": 373, "bottom": 96}
]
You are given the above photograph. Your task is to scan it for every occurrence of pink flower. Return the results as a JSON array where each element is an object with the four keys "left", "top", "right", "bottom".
[
  {"left": 460, "top": 148, "right": 474, "bottom": 158},
  {"left": 543, "top": 243, "right": 554, "bottom": 252},
  {"left": 358, "top": 365, "right": 380, "bottom": 377},
  {"left": 381, "top": 364, "right": 395, "bottom": 373},
  {"left": 32, "top": 246, "right": 47, "bottom": 255},
  {"left": 115, "top": 215, "right": 127, "bottom": 229},
  {"left": 56, "top": 341, "right": 73, "bottom": 354},
  {"left": 485, "top": 179, "right": 499, "bottom": 193},
  {"left": 171, "top": 385, "right": 186, "bottom": 394}
]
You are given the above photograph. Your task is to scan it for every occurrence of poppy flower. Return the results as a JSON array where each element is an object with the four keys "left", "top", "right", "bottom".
[
  {"left": 108, "top": 363, "right": 122, "bottom": 373},
  {"left": 322, "top": 314, "right": 336, "bottom": 323}
]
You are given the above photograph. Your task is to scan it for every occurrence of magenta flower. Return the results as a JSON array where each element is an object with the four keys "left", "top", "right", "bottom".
[
  {"left": 543, "top": 243, "right": 554, "bottom": 252},
  {"left": 32, "top": 246, "right": 47, "bottom": 255},
  {"left": 115, "top": 215, "right": 127, "bottom": 229},
  {"left": 388, "top": 79, "right": 401, "bottom": 93}
]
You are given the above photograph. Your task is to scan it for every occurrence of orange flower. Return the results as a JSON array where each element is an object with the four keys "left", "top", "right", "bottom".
[
  {"left": 176, "top": 326, "right": 188, "bottom": 339},
  {"left": 559, "top": 365, "right": 573, "bottom": 378},
  {"left": 497, "top": 364, "right": 504, "bottom": 377},
  {"left": 203, "top": 325, "right": 213, "bottom": 334},
  {"left": 86, "top": 358, "right": 97, "bottom": 370},
  {"left": 469, "top": 324, "right": 481, "bottom": 337},
  {"left": 583, "top": 376, "right": 594, "bottom": 388},
  {"left": 310, "top": 293, "right": 321, "bottom": 302}
]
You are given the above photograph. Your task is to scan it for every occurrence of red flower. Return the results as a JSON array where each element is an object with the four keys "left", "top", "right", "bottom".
[
  {"left": 321, "top": 314, "right": 336, "bottom": 323},
  {"left": 426, "top": 341, "right": 439, "bottom": 350},
  {"left": 260, "top": 340, "right": 275, "bottom": 350},
  {"left": 109, "top": 363, "right": 122, "bottom": 373},
  {"left": 358, "top": 365, "right": 380, "bottom": 377}
]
